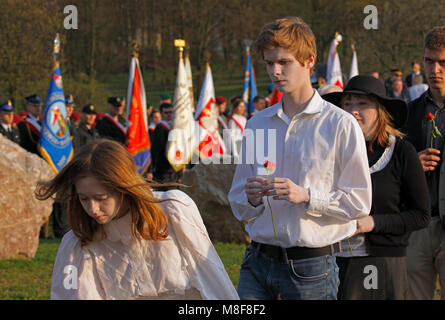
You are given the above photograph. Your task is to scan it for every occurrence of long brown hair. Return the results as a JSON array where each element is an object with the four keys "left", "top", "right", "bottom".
[{"left": 35, "top": 139, "right": 169, "bottom": 246}]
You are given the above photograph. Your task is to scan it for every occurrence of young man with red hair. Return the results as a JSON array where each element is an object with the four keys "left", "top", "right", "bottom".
[{"left": 228, "top": 17, "right": 372, "bottom": 300}]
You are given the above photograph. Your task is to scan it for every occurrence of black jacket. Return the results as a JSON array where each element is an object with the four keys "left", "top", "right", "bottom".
[
  {"left": 17, "top": 116, "right": 41, "bottom": 156},
  {"left": 403, "top": 91, "right": 445, "bottom": 230},
  {"left": 366, "top": 138, "right": 431, "bottom": 256},
  {"left": 0, "top": 124, "right": 20, "bottom": 144},
  {"left": 73, "top": 122, "right": 100, "bottom": 151}
]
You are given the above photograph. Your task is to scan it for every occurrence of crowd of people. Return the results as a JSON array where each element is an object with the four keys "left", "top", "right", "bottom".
[{"left": 1, "top": 16, "right": 444, "bottom": 301}]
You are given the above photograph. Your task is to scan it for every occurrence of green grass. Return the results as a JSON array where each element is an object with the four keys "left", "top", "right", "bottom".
[
  {"left": 0, "top": 238, "right": 246, "bottom": 300},
  {"left": 0, "top": 238, "right": 441, "bottom": 300},
  {"left": 0, "top": 238, "right": 60, "bottom": 300}
]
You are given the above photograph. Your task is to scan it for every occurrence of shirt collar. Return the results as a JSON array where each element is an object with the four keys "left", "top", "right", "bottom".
[
  {"left": 425, "top": 89, "right": 444, "bottom": 109},
  {"left": 263, "top": 89, "right": 323, "bottom": 119}
]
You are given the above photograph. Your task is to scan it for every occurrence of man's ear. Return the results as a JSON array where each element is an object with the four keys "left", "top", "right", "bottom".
[{"left": 306, "top": 55, "right": 316, "bottom": 68}]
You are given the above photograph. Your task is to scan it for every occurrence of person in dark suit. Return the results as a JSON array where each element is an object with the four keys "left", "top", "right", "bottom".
[
  {"left": 387, "top": 77, "right": 411, "bottom": 103},
  {"left": 403, "top": 26, "right": 445, "bottom": 300},
  {"left": 405, "top": 61, "right": 427, "bottom": 87},
  {"left": 0, "top": 100, "right": 20, "bottom": 144},
  {"left": 95, "top": 96, "right": 127, "bottom": 145},
  {"left": 150, "top": 103, "right": 182, "bottom": 188},
  {"left": 65, "top": 94, "right": 77, "bottom": 138},
  {"left": 17, "top": 94, "right": 43, "bottom": 156},
  {"left": 73, "top": 104, "right": 100, "bottom": 151}
]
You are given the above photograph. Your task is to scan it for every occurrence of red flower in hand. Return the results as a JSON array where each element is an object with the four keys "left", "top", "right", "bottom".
[
  {"left": 264, "top": 160, "right": 276, "bottom": 170},
  {"left": 426, "top": 112, "right": 442, "bottom": 148},
  {"left": 426, "top": 112, "right": 434, "bottom": 122}
]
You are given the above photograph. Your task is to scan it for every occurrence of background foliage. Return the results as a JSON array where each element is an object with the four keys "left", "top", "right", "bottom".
[{"left": 0, "top": 0, "right": 444, "bottom": 111}]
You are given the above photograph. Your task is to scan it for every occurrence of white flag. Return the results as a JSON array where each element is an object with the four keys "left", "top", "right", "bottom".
[
  {"left": 349, "top": 44, "right": 359, "bottom": 79},
  {"left": 194, "top": 64, "right": 226, "bottom": 159},
  {"left": 327, "top": 33, "right": 343, "bottom": 89},
  {"left": 166, "top": 56, "right": 196, "bottom": 172},
  {"left": 185, "top": 53, "right": 194, "bottom": 111}
]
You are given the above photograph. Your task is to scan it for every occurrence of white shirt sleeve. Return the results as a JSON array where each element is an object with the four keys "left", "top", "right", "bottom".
[
  {"left": 161, "top": 190, "right": 239, "bottom": 300},
  {"left": 306, "top": 117, "right": 372, "bottom": 221},
  {"left": 50, "top": 231, "right": 105, "bottom": 300}
]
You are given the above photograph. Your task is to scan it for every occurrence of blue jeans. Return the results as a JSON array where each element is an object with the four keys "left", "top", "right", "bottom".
[{"left": 237, "top": 244, "right": 339, "bottom": 300}]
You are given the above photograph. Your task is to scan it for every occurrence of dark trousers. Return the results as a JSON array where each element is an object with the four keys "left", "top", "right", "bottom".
[{"left": 337, "top": 256, "right": 408, "bottom": 300}]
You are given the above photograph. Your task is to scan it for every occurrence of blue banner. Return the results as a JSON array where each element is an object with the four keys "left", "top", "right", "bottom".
[
  {"left": 39, "top": 64, "right": 73, "bottom": 173},
  {"left": 242, "top": 51, "right": 258, "bottom": 117}
]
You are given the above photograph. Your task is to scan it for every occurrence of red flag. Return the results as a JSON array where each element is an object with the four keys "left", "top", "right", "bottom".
[
  {"left": 270, "top": 87, "right": 283, "bottom": 105},
  {"left": 126, "top": 57, "right": 151, "bottom": 174}
]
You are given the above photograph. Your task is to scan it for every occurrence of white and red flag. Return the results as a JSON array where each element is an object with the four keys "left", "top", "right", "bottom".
[
  {"left": 349, "top": 44, "right": 359, "bottom": 80},
  {"left": 166, "top": 54, "right": 196, "bottom": 172},
  {"left": 194, "top": 63, "right": 226, "bottom": 159},
  {"left": 185, "top": 53, "right": 195, "bottom": 111},
  {"left": 326, "top": 33, "right": 344, "bottom": 89}
]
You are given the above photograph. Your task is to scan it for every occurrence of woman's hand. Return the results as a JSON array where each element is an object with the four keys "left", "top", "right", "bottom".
[{"left": 353, "top": 216, "right": 375, "bottom": 236}]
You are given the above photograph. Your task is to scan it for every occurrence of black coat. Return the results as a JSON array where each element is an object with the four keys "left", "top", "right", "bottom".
[
  {"left": 73, "top": 122, "right": 100, "bottom": 151},
  {"left": 403, "top": 91, "right": 445, "bottom": 228},
  {"left": 151, "top": 123, "right": 182, "bottom": 183},
  {"left": 17, "top": 116, "right": 41, "bottom": 156},
  {"left": 95, "top": 115, "right": 127, "bottom": 145},
  {"left": 0, "top": 124, "right": 20, "bottom": 144}
]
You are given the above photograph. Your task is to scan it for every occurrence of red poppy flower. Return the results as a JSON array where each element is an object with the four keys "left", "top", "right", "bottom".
[
  {"left": 264, "top": 160, "right": 276, "bottom": 170},
  {"left": 175, "top": 150, "right": 182, "bottom": 161},
  {"left": 426, "top": 112, "right": 434, "bottom": 122}
]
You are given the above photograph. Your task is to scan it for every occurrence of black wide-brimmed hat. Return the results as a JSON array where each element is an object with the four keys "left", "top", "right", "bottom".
[{"left": 323, "top": 75, "right": 408, "bottom": 129}]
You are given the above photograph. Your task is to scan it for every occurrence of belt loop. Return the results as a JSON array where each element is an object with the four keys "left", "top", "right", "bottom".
[{"left": 282, "top": 247, "right": 289, "bottom": 264}]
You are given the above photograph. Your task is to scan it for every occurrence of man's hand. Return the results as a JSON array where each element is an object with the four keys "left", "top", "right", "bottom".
[
  {"left": 245, "top": 177, "right": 268, "bottom": 207},
  {"left": 263, "top": 177, "right": 310, "bottom": 204},
  {"left": 418, "top": 148, "right": 441, "bottom": 172},
  {"left": 352, "top": 216, "right": 375, "bottom": 236}
]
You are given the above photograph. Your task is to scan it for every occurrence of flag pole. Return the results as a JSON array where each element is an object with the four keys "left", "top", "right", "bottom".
[
  {"left": 174, "top": 39, "right": 185, "bottom": 61},
  {"left": 45, "top": 33, "right": 60, "bottom": 239}
]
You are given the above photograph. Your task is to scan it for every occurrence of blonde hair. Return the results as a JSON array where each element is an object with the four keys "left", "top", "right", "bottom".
[
  {"left": 253, "top": 17, "right": 317, "bottom": 67},
  {"left": 341, "top": 94, "right": 404, "bottom": 151},
  {"left": 35, "top": 139, "right": 169, "bottom": 246}
]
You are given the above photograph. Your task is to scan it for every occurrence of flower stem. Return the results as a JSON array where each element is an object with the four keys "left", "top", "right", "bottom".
[{"left": 266, "top": 168, "right": 277, "bottom": 238}]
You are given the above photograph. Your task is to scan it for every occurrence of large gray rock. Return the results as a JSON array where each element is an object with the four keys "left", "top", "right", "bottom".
[
  {"left": 0, "top": 135, "right": 54, "bottom": 259},
  {"left": 181, "top": 158, "right": 249, "bottom": 244}
]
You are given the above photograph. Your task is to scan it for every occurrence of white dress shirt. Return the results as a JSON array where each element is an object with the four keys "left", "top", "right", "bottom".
[
  {"left": 228, "top": 90, "right": 372, "bottom": 248},
  {"left": 50, "top": 190, "right": 239, "bottom": 300}
]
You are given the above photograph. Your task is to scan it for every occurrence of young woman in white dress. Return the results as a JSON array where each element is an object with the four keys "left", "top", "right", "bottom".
[{"left": 36, "top": 139, "right": 239, "bottom": 300}]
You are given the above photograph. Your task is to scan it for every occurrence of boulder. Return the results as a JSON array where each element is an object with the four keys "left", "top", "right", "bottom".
[
  {"left": 181, "top": 157, "right": 249, "bottom": 244},
  {"left": 0, "top": 135, "right": 54, "bottom": 259}
]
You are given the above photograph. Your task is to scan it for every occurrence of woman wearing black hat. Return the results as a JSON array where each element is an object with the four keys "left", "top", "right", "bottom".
[{"left": 323, "top": 75, "right": 431, "bottom": 300}]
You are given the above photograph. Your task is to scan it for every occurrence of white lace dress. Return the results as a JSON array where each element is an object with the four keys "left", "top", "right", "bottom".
[{"left": 50, "top": 190, "right": 239, "bottom": 300}]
